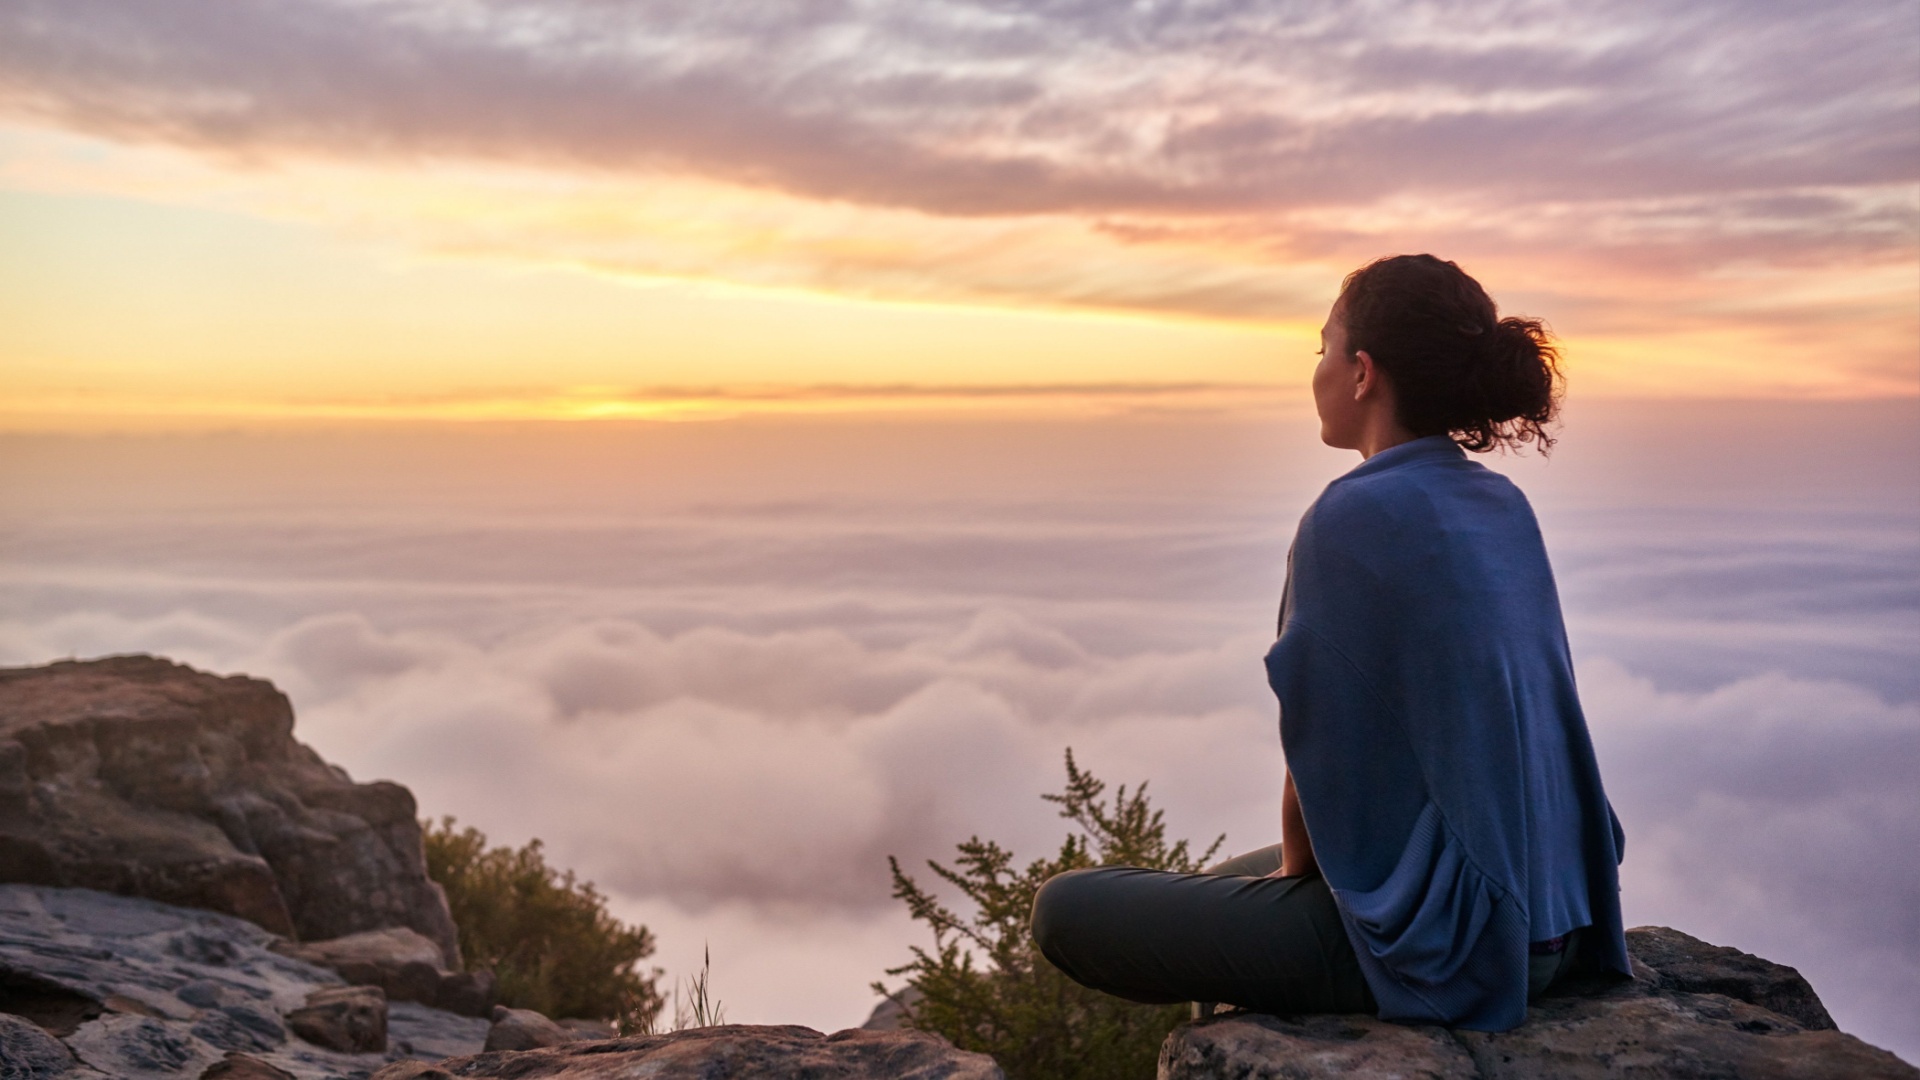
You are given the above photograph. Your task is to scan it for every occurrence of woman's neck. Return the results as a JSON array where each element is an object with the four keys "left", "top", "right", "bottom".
[{"left": 1355, "top": 417, "right": 1419, "bottom": 460}]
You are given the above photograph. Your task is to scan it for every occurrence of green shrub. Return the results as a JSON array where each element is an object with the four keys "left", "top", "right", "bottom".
[
  {"left": 422, "top": 817, "right": 665, "bottom": 1031},
  {"left": 880, "top": 750, "right": 1224, "bottom": 1080}
]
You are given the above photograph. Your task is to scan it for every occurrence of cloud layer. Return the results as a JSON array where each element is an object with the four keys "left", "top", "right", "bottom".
[{"left": 4, "top": 0, "right": 1912, "bottom": 216}]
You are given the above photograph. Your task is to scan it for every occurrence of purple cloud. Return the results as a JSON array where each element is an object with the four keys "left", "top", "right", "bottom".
[{"left": 2, "top": 0, "right": 1911, "bottom": 219}]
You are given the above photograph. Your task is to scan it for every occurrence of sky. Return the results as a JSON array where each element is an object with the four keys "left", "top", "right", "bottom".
[
  {"left": 1, "top": 0, "right": 1918, "bottom": 1066},
  {"left": 1, "top": 0, "right": 1916, "bottom": 423}
]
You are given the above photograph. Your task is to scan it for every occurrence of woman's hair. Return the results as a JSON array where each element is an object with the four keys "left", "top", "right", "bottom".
[{"left": 1336, "top": 254, "right": 1562, "bottom": 453}]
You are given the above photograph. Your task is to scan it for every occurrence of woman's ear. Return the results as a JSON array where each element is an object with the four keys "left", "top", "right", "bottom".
[{"left": 1353, "top": 349, "right": 1383, "bottom": 400}]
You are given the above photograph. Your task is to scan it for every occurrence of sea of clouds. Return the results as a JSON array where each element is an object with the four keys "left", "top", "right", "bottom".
[{"left": 2, "top": 401, "right": 1915, "bottom": 1058}]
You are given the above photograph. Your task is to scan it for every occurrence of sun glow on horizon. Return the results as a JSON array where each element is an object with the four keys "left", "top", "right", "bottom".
[{"left": 1, "top": 3, "right": 1914, "bottom": 435}]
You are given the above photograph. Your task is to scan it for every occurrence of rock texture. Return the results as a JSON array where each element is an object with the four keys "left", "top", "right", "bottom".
[
  {"left": 0, "top": 656, "right": 459, "bottom": 965},
  {"left": 287, "top": 985, "right": 388, "bottom": 1054},
  {"left": 370, "top": 1024, "right": 1006, "bottom": 1079},
  {"left": 0, "top": 882, "right": 488, "bottom": 1078},
  {"left": 0, "top": 1010, "right": 82, "bottom": 1078},
  {"left": 275, "top": 927, "right": 493, "bottom": 1018},
  {"left": 1623, "top": 924, "right": 1837, "bottom": 1031},
  {"left": 482, "top": 1005, "right": 578, "bottom": 1052},
  {"left": 861, "top": 986, "right": 922, "bottom": 1032},
  {"left": 201, "top": 1054, "right": 299, "bottom": 1080},
  {"left": 427, "top": 973, "right": 495, "bottom": 1021},
  {"left": 554, "top": 1018, "right": 616, "bottom": 1040},
  {"left": 1161, "top": 926, "right": 1916, "bottom": 1080}
]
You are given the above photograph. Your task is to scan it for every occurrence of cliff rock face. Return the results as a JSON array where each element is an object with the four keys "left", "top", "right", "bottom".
[
  {"left": 1161, "top": 927, "right": 1916, "bottom": 1080},
  {"left": 0, "top": 656, "right": 459, "bottom": 964}
]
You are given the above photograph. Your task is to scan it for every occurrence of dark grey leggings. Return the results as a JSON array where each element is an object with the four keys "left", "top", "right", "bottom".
[
  {"left": 1030, "top": 843, "right": 1375, "bottom": 1016},
  {"left": 1031, "top": 842, "right": 1577, "bottom": 1016}
]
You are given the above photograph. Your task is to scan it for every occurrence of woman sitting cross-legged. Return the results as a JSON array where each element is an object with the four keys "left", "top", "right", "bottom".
[{"left": 1030, "top": 254, "right": 1631, "bottom": 1032}]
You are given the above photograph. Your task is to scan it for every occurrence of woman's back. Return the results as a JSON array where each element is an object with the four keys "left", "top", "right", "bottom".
[
  {"left": 1031, "top": 253, "right": 1628, "bottom": 1035},
  {"left": 1268, "top": 435, "right": 1628, "bottom": 1030}
]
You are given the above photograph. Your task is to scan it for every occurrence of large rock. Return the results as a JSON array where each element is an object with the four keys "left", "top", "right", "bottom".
[
  {"left": 66, "top": 1012, "right": 227, "bottom": 1080},
  {"left": 373, "top": 1024, "right": 1004, "bottom": 1079},
  {"left": 482, "top": 1005, "right": 577, "bottom": 1052},
  {"left": 0, "top": 1010, "right": 82, "bottom": 1079},
  {"left": 1454, "top": 989, "right": 1907, "bottom": 1080},
  {"left": 0, "top": 656, "right": 459, "bottom": 966},
  {"left": 429, "top": 972, "right": 496, "bottom": 1020},
  {"left": 274, "top": 927, "right": 492, "bottom": 1016},
  {"left": 287, "top": 984, "right": 388, "bottom": 1054},
  {"left": 0, "top": 882, "right": 489, "bottom": 1078},
  {"left": 1624, "top": 924, "right": 1836, "bottom": 1031},
  {"left": 1160, "top": 926, "right": 1915, "bottom": 1080},
  {"left": 860, "top": 986, "right": 922, "bottom": 1032}
]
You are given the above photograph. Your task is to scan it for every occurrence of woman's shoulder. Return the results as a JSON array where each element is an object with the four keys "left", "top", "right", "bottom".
[
  {"left": 1313, "top": 445, "right": 1499, "bottom": 514},
  {"left": 1304, "top": 447, "right": 1535, "bottom": 548}
]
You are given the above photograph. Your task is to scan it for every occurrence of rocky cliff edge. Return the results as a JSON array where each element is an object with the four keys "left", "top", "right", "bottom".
[{"left": 0, "top": 655, "right": 459, "bottom": 965}]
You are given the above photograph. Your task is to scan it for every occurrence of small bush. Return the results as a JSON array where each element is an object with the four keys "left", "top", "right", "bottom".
[
  {"left": 880, "top": 750, "right": 1224, "bottom": 1080},
  {"left": 423, "top": 817, "right": 665, "bottom": 1031}
]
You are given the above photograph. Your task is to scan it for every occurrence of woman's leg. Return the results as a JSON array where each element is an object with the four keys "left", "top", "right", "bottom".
[
  {"left": 1527, "top": 928, "right": 1585, "bottom": 1001},
  {"left": 1030, "top": 861, "right": 1375, "bottom": 1016},
  {"left": 1204, "top": 842, "right": 1286, "bottom": 877}
]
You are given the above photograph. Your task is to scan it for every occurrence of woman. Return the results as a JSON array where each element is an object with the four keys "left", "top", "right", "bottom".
[{"left": 1030, "top": 254, "right": 1629, "bottom": 1031}]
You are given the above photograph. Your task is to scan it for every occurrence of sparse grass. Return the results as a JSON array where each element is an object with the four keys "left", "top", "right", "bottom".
[{"left": 667, "top": 944, "right": 727, "bottom": 1031}]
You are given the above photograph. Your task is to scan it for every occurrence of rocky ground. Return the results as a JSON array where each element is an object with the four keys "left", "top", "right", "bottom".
[
  {"left": 1162, "top": 927, "right": 1915, "bottom": 1079},
  {"left": 0, "top": 882, "right": 489, "bottom": 1079},
  {"left": 368, "top": 1026, "right": 1005, "bottom": 1079}
]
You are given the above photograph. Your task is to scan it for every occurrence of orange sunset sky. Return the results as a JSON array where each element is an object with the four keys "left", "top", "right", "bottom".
[{"left": 1, "top": 1, "right": 1914, "bottom": 426}]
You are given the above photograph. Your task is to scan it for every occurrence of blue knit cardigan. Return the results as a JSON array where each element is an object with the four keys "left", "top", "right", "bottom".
[{"left": 1264, "top": 436, "right": 1629, "bottom": 1031}]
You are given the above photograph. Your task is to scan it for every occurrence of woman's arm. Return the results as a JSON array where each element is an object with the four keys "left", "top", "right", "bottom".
[{"left": 1275, "top": 771, "right": 1319, "bottom": 877}]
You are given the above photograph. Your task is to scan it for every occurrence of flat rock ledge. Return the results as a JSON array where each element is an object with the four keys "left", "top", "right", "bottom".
[
  {"left": 1161, "top": 927, "right": 1916, "bottom": 1080},
  {"left": 370, "top": 1024, "right": 1005, "bottom": 1080}
]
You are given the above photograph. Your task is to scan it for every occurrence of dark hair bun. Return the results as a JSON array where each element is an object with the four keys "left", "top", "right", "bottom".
[{"left": 1337, "top": 255, "right": 1561, "bottom": 453}]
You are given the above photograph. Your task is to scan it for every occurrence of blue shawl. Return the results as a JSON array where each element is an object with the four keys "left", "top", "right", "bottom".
[{"left": 1264, "top": 436, "right": 1629, "bottom": 1031}]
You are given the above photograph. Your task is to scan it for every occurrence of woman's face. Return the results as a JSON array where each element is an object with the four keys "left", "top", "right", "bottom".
[{"left": 1312, "top": 299, "right": 1363, "bottom": 449}]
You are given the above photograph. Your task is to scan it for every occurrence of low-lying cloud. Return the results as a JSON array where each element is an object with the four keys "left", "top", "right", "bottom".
[{"left": 7, "top": 587, "right": 1916, "bottom": 1052}]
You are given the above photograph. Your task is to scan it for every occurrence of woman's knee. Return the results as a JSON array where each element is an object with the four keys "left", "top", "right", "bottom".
[{"left": 1030, "top": 868, "right": 1106, "bottom": 959}]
